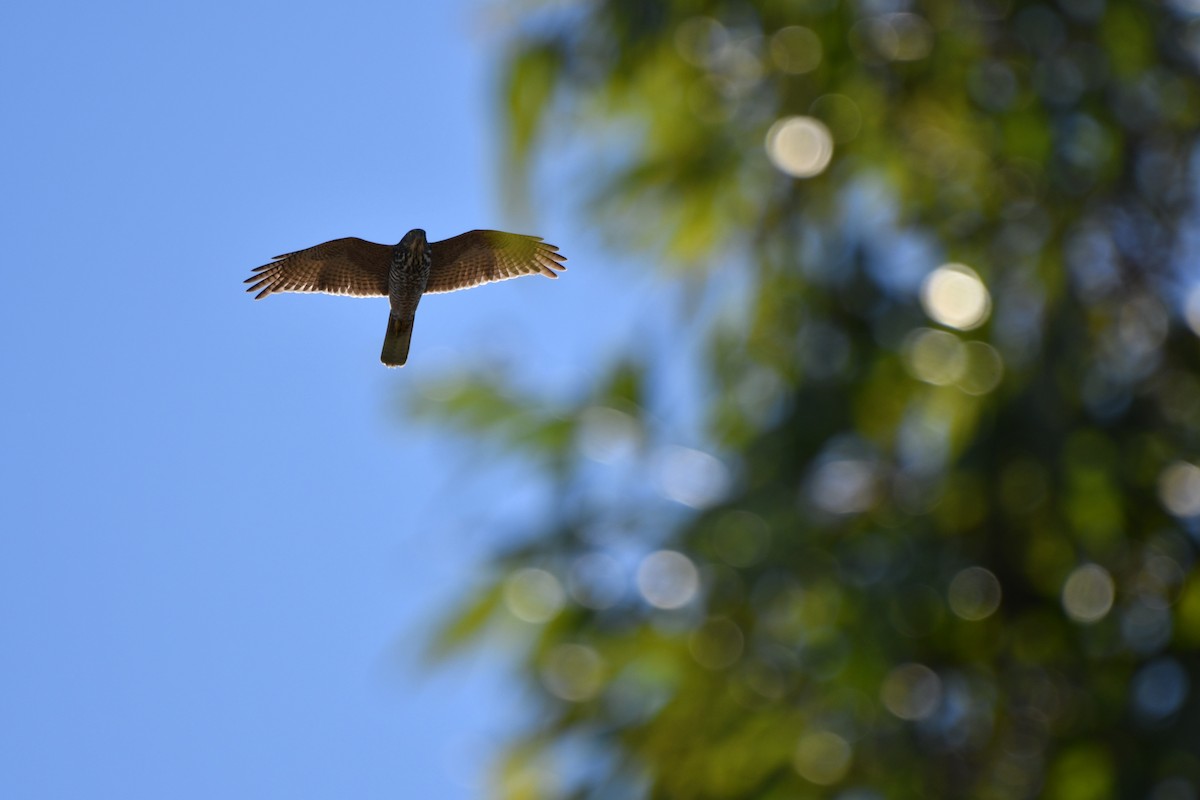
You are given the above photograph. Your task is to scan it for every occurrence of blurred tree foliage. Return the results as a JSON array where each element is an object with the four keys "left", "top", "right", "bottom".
[{"left": 416, "top": 0, "right": 1200, "bottom": 797}]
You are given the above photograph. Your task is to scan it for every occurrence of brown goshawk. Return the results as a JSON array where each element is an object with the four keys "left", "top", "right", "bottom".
[{"left": 245, "top": 229, "right": 566, "bottom": 366}]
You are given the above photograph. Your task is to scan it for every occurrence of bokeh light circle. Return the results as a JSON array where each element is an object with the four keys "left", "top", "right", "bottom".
[
  {"left": 958, "top": 341, "right": 1005, "bottom": 395},
  {"left": 793, "top": 731, "right": 852, "bottom": 785},
  {"left": 503, "top": 568, "right": 566, "bottom": 623},
  {"left": 948, "top": 566, "right": 1002, "bottom": 621},
  {"left": 1185, "top": 286, "right": 1200, "bottom": 337},
  {"left": 1158, "top": 461, "right": 1200, "bottom": 518},
  {"left": 881, "top": 663, "right": 942, "bottom": 720},
  {"left": 1061, "top": 564, "right": 1115, "bottom": 623},
  {"left": 770, "top": 26, "right": 822, "bottom": 74},
  {"left": 1133, "top": 658, "right": 1190, "bottom": 720},
  {"left": 765, "top": 116, "right": 834, "bottom": 178},
  {"left": 636, "top": 550, "right": 700, "bottom": 609},
  {"left": 903, "top": 328, "right": 967, "bottom": 386},
  {"left": 920, "top": 263, "right": 992, "bottom": 330},
  {"left": 656, "top": 445, "right": 729, "bottom": 508},
  {"left": 541, "top": 644, "right": 606, "bottom": 702}
]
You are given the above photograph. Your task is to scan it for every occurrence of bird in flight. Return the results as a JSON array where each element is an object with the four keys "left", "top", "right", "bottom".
[{"left": 245, "top": 228, "right": 567, "bottom": 366}]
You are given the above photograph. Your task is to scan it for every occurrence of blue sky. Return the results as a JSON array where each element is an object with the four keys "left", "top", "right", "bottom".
[{"left": 0, "top": 2, "right": 661, "bottom": 797}]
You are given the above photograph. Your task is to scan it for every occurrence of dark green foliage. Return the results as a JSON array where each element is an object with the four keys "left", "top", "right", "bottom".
[{"left": 419, "top": 1, "right": 1200, "bottom": 797}]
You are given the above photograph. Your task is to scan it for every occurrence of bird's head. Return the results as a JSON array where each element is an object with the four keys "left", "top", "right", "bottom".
[{"left": 400, "top": 228, "right": 430, "bottom": 260}]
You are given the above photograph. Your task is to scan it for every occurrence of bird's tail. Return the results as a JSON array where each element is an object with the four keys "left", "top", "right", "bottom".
[{"left": 380, "top": 316, "right": 414, "bottom": 367}]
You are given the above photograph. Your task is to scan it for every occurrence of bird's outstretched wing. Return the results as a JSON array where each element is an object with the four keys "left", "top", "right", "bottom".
[
  {"left": 244, "top": 237, "right": 392, "bottom": 300},
  {"left": 426, "top": 230, "right": 566, "bottom": 294}
]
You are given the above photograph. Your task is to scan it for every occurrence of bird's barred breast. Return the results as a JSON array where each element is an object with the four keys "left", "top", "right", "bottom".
[{"left": 388, "top": 248, "right": 432, "bottom": 315}]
